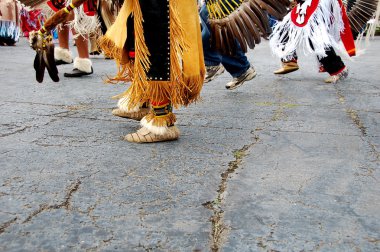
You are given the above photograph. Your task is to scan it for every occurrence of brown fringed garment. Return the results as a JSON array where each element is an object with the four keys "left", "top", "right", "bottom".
[{"left": 99, "top": 0, "right": 205, "bottom": 111}]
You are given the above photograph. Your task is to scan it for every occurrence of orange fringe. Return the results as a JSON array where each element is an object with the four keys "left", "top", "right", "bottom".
[{"left": 98, "top": 36, "right": 134, "bottom": 84}]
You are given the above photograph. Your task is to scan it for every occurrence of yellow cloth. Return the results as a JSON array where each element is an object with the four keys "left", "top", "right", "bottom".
[{"left": 99, "top": 0, "right": 205, "bottom": 108}]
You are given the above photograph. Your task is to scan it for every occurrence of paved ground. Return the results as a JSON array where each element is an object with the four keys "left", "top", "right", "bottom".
[{"left": 0, "top": 38, "right": 379, "bottom": 252}]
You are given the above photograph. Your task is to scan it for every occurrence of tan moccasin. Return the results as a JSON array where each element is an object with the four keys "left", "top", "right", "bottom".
[
  {"left": 112, "top": 107, "right": 150, "bottom": 121},
  {"left": 124, "top": 126, "right": 180, "bottom": 143}
]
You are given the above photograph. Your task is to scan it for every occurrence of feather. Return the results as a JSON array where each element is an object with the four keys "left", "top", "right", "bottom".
[
  {"left": 210, "top": 22, "right": 223, "bottom": 52},
  {"left": 250, "top": 0, "right": 273, "bottom": 38},
  {"left": 346, "top": 0, "right": 379, "bottom": 34},
  {"left": 226, "top": 21, "right": 238, "bottom": 53},
  {"left": 221, "top": 25, "right": 234, "bottom": 54},
  {"left": 206, "top": 0, "right": 289, "bottom": 54},
  {"left": 233, "top": 10, "right": 256, "bottom": 48},
  {"left": 254, "top": 0, "right": 286, "bottom": 20},
  {"left": 240, "top": 4, "right": 262, "bottom": 44},
  {"left": 229, "top": 14, "right": 248, "bottom": 52},
  {"left": 216, "top": 24, "right": 225, "bottom": 51},
  {"left": 242, "top": 3, "right": 268, "bottom": 38},
  {"left": 44, "top": 44, "right": 60, "bottom": 82},
  {"left": 34, "top": 51, "right": 45, "bottom": 83}
]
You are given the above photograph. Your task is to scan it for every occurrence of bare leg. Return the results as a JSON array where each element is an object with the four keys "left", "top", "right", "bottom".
[
  {"left": 55, "top": 13, "right": 73, "bottom": 64},
  {"left": 72, "top": 29, "right": 89, "bottom": 59},
  {"left": 64, "top": 26, "right": 93, "bottom": 76},
  {"left": 63, "top": 9, "right": 93, "bottom": 76},
  {"left": 58, "top": 25, "right": 70, "bottom": 49}
]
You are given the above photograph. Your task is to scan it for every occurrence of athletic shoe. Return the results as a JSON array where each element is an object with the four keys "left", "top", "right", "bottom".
[
  {"left": 204, "top": 64, "right": 225, "bottom": 83},
  {"left": 225, "top": 66, "right": 257, "bottom": 90}
]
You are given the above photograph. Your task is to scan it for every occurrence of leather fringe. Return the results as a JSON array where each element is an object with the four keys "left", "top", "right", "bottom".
[
  {"left": 98, "top": 36, "right": 133, "bottom": 83},
  {"left": 102, "top": 0, "right": 204, "bottom": 109}
]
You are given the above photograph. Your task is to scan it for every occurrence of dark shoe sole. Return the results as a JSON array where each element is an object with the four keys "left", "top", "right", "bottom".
[
  {"left": 56, "top": 60, "right": 73, "bottom": 66},
  {"left": 64, "top": 72, "right": 93, "bottom": 77},
  {"left": 64, "top": 67, "right": 93, "bottom": 77}
]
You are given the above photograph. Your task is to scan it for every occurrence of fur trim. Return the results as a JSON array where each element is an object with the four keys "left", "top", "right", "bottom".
[
  {"left": 270, "top": 0, "right": 344, "bottom": 60},
  {"left": 140, "top": 111, "right": 176, "bottom": 135},
  {"left": 73, "top": 57, "right": 92, "bottom": 73},
  {"left": 140, "top": 117, "right": 169, "bottom": 135},
  {"left": 54, "top": 47, "right": 73, "bottom": 63},
  {"left": 117, "top": 97, "right": 141, "bottom": 113}
]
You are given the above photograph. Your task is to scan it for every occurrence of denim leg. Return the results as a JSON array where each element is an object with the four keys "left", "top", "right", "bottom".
[
  {"left": 200, "top": 5, "right": 222, "bottom": 66},
  {"left": 221, "top": 42, "right": 250, "bottom": 78}
]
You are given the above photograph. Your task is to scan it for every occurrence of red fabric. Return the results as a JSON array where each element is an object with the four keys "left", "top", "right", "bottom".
[
  {"left": 319, "top": 65, "right": 326, "bottom": 73},
  {"left": 83, "top": 0, "right": 97, "bottom": 16},
  {"left": 47, "top": 0, "right": 97, "bottom": 16},
  {"left": 46, "top": 0, "right": 65, "bottom": 12},
  {"left": 337, "top": 0, "right": 356, "bottom": 57},
  {"left": 291, "top": 0, "right": 320, "bottom": 27},
  {"left": 128, "top": 51, "right": 135, "bottom": 58},
  {"left": 151, "top": 100, "right": 170, "bottom": 107},
  {"left": 330, "top": 66, "right": 346, "bottom": 75},
  {"left": 20, "top": 9, "right": 44, "bottom": 37}
]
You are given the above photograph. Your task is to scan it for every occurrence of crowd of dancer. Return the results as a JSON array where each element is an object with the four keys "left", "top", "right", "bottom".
[{"left": 4, "top": 0, "right": 380, "bottom": 143}]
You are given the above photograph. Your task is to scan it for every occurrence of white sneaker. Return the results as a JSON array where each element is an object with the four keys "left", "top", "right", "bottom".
[
  {"left": 225, "top": 66, "right": 257, "bottom": 90},
  {"left": 205, "top": 64, "right": 225, "bottom": 83}
]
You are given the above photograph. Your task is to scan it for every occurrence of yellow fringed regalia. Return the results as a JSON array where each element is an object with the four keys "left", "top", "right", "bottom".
[
  {"left": 99, "top": 0, "right": 205, "bottom": 107},
  {"left": 99, "top": 0, "right": 205, "bottom": 143}
]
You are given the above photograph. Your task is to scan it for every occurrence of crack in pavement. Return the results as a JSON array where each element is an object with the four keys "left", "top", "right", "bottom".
[
  {"left": 0, "top": 115, "right": 63, "bottom": 138},
  {"left": 268, "top": 128, "right": 376, "bottom": 137},
  {"left": 0, "top": 125, "right": 32, "bottom": 137},
  {"left": 22, "top": 180, "right": 81, "bottom": 224},
  {"left": 202, "top": 89, "right": 293, "bottom": 252},
  {"left": 86, "top": 231, "right": 115, "bottom": 252},
  {"left": 346, "top": 109, "right": 367, "bottom": 137},
  {"left": 203, "top": 135, "right": 260, "bottom": 252},
  {"left": 335, "top": 86, "right": 380, "bottom": 161},
  {"left": 0, "top": 217, "right": 18, "bottom": 235},
  {"left": 3, "top": 101, "right": 70, "bottom": 108},
  {"left": 256, "top": 223, "right": 278, "bottom": 250},
  {"left": 4, "top": 101, "right": 93, "bottom": 111}
]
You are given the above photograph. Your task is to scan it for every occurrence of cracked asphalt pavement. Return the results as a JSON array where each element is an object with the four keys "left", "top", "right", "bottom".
[{"left": 0, "top": 39, "right": 379, "bottom": 251}]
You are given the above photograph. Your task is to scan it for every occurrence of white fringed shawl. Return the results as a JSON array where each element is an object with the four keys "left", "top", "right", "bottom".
[{"left": 270, "top": 0, "right": 345, "bottom": 60}]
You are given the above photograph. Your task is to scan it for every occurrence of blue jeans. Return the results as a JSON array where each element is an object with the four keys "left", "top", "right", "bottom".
[{"left": 199, "top": 5, "right": 250, "bottom": 78}]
